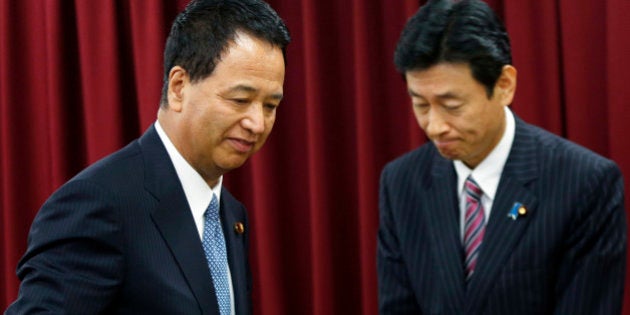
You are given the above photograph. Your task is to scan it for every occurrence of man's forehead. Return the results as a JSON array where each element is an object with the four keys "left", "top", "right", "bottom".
[{"left": 405, "top": 63, "right": 475, "bottom": 96}]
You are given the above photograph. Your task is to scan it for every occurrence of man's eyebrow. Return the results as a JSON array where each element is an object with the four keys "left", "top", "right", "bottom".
[
  {"left": 408, "top": 89, "right": 461, "bottom": 100},
  {"left": 227, "top": 84, "right": 257, "bottom": 94},
  {"left": 227, "top": 84, "right": 283, "bottom": 101},
  {"left": 435, "top": 92, "right": 462, "bottom": 100},
  {"left": 408, "top": 88, "right": 424, "bottom": 99},
  {"left": 269, "top": 93, "right": 283, "bottom": 101}
]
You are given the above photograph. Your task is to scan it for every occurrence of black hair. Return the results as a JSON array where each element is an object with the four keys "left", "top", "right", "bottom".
[
  {"left": 160, "top": 0, "right": 290, "bottom": 107},
  {"left": 394, "top": 0, "right": 511, "bottom": 97}
]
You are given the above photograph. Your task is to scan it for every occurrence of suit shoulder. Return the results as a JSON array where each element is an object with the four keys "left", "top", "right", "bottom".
[
  {"left": 381, "top": 143, "right": 437, "bottom": 181},
  {"left": 523, "top": 124, "right": 622, "bottom": 188},
  {"left": 69, "top": 139, "right": 144, "bottom": 189},
  {"left": 529, "top": 124, "right": 618, "bottom": 171},
  {"left": 384, "top": 143, "right": 436, "bottom": 170}
]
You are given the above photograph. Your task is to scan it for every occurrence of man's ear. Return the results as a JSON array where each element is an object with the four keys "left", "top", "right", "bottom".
[
  {"left": 166, "top": 66, "right": 188, "bottom": 112},
  {"left": 495, "top": 65, "right": 517, "bottom": 106}
]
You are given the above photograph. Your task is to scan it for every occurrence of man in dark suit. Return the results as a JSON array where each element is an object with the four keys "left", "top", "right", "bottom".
[
  {"left": 5, "top": 0, "right": 289, "bottom": 314},
  {"left": 377, "top": 0, "right": 626, "bottom": 314}
]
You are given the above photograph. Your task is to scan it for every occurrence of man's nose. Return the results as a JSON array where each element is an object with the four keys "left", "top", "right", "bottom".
[
  {"left": 424, "top": 109, "right": 449, "bottom": 138},
  {"left": 241, "top": 103, "right": 265, "bottom": 134}
]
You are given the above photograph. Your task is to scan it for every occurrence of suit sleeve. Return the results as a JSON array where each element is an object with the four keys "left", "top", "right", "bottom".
[
  {"left": 553, "top": 161, "right": 627, "bottom": 315},
  {"left": 377, "top": 166, "right": 423, "bottom": 314},
  {"left": 5, "top": 179, "right": 124, "bottom": 314}
]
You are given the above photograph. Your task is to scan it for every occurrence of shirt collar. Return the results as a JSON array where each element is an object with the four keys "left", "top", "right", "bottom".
[
  {"left": 155, "top": 120, "right": 222, "bottom": 217},
  {"left": 454, "top": 106, "right": 515, "bottom": 200}
]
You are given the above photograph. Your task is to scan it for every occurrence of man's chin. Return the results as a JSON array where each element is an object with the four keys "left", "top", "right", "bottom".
[
  {"left": 217, "top": 157, "right": 249, "bottom": 172},
  {"left": 436, "top": 149, "right": 459, "bottom": 161}
]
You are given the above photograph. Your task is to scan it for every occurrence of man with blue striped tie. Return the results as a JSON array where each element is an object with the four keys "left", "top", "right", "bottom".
[
  {"left": 377, "top": 0, "right": 626, "bottom": 314},
  {"left": 6, "top": 1, "right": 290, "bottom": 314}
]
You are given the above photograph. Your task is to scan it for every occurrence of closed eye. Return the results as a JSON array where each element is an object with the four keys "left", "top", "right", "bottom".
[
  {"left": 264, "top": 103, "right": 279, "bottom": 111},
  {"left": 232, "top": 99, "right": 250, "bottom": 105},
  {"left": 413, "top": 103, "right": 429, "bottom": 109},
  {"left": 443, "top": 103, "right": 464, "bottom": 111},
  {"left": 413, "top": 103, "right": 430, "bottom": 113}
]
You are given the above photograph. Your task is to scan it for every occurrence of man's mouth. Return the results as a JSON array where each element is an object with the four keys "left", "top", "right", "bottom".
[{"left": 227, "top": 138, "right": 256, "bottom": 153}]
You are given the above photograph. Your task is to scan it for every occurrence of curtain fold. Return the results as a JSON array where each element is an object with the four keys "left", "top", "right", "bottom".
[
  {"left": 607, "top": 0, "right": 630, "bottom": 311},
  {"left": 350, "top": 0, "right": 378, "bottom": 313},
  {"left": 2, "top": 1, "right": 629, "bottom": 314},
  {"left": 559, "top": 0, "right": 608, "bottom": 152},
  {"left": 504, "top": 1, "right": 565, "bottom": 133}
]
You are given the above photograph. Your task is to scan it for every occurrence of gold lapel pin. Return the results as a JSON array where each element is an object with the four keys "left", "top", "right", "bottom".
[
  {"left": 234, "top": 222, "right": 245, "bottom": 234},
  {"left": 518, "top": 205, "right": 527, "bottom": 216}
]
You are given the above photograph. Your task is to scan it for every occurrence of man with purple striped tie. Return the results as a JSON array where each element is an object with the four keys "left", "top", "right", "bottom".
[{"left": 377, "top": 0, "right": 626, "bottom": 314}]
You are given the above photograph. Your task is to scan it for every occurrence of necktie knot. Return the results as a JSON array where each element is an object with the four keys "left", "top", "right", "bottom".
[
  {"left": 205, "top": 194, "right": 220, "bottom": 222},
  {"left": 465, "top": 176, "right": 483, "bottom": 200}
]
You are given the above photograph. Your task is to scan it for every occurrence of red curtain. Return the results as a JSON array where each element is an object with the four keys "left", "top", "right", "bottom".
[{"left": 1, "top": 0, "right": 629, "bottom": 314}]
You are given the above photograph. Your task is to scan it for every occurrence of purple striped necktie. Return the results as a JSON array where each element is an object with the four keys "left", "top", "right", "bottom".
[{"left": 464, "top": 176, "right": 486, "bottom": 281}]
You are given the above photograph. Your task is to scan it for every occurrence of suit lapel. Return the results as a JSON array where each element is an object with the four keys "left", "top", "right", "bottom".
[
  {"left": 427, "top": 152, "right": 466, "bottom": 311},
  {"left": 220, "top": 188, "right": 249, "bottom": 315},
  {"left": 139, "top": 126, "right": 218, "bottom": 315},
  {"left": 465, "top": 117, "right": 540, "bottom": 313}
]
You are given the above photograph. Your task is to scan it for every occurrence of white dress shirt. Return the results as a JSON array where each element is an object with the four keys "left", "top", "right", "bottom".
[
  {"left": 454, "top": 106, "right": 516, "bottom": 241},
  {"left": 155, "top": 121, "right": 235, "bottom": 314}
]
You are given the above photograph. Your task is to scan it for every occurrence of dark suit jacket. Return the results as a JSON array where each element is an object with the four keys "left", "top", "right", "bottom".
[
  {"left": 377, "top": 117, "right": 626, "bottom": 315},
  {"left": 6, "top": 125, "right": 252, "bottom": 314}
]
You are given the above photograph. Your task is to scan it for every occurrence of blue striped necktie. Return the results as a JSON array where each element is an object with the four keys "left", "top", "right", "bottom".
[{"left": 202, "top": 194, "right": 231, "bottom": 315}]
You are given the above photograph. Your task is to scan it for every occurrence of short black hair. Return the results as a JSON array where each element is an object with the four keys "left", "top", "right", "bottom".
[
  {"left": 394, "top": 0, "right": 511, "bottom": 97},
  {"left": 160, "top": 0, "right": 291, "bottom": 107}
]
